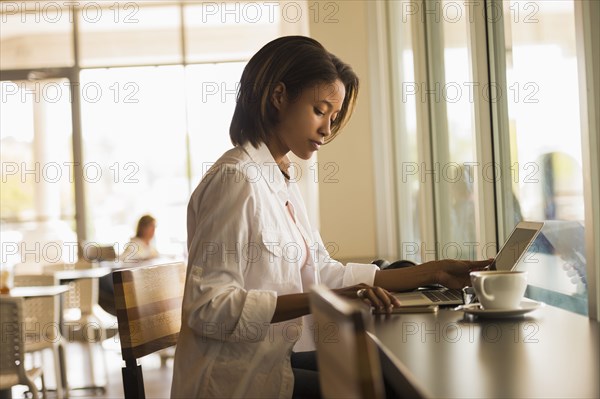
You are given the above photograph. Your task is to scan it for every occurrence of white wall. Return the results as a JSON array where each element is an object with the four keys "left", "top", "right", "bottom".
[{"left": 308, "top": 1, "right": 378, "bottom": 262}]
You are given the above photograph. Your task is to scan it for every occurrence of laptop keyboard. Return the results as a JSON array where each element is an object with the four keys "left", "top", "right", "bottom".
[{"left": 423, "top": 289, "right": 463, "bottom": 303}]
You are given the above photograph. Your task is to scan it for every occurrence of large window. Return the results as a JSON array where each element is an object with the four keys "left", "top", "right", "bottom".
[
  {"left": 1, "top": 78, "right": 77, "bottom": 264},
  {"left": 1, "top": 1, "right": 297, "bottom": 264},
  {"left": 388, "top": 0, "right": 594, "bottom": 315}
]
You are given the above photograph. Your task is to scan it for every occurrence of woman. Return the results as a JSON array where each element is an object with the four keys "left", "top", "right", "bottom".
[
  {"left": 171, "top": 36, "right": 491, "bottom": 398},
  {"left": 99, "top": 215, "right": 159, "bottom": 314},
  {"left": 121, "top": 214, "right": 159, "bottom": 261}
]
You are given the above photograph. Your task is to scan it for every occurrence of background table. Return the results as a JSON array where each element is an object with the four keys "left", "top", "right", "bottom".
[
  {"left": 5, "top": 285, "right": 69, "bottom": 298},
  {"left": 47, "top": 267, "right": 111, "bottom": 282},
  {"left": 370, "top": 304, "right": 599, "bottom": 398}
]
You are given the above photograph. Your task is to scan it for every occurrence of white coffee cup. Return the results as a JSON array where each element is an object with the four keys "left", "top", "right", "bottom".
[{"left": 470, "top": 271, "right": 528, "bottom": 310}]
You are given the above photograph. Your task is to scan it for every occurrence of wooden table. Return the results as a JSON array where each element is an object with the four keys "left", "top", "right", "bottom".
[{"left": 369, "top": 304, "right": 599, "bottom": 398}]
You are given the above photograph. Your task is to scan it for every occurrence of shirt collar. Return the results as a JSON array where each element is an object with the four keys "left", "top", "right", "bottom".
[{"left": 241, "top": 142, "right": 289, "bottom": 205}]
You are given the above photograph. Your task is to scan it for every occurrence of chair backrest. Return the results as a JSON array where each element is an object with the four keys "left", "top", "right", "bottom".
[
  {"left": 113, "top": 262, "right": 186, "bottom": 361},
  {"left": 0, "top": 296, "right": 27, "bottom": 380},
  {"left": 84, "top": 244, "right": 117, "bottom": 262},
  {"left": 309, "top": 285, "right": 385, "bottom": 399},
  {"left": 44, "top": 261, "right": 96, "bottom": 316},
  {"left": 13, "top": 274, "right": 61, "bottom": 350}
]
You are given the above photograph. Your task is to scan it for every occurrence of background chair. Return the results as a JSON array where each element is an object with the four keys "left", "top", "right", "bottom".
[
  {"left": 0, "top": 296, "right": 47, "bottom": 399},
  {"left": 309, "top": 285, "right": 385, "bottom": 399},
  {"left": 82, "top": 244, "right": 118, "bottom": 262},
  {"left": 14, "top": 274, "right": 69, "bottom": 398},
  {"left": 112, "top": 261, "right": 186, "bottom": 399},
  {"left": 43, "top": 260, "right": 117, "bottom": 391},
  {"left": 44, "top": 261, "right": 118, "bottom": 339}
]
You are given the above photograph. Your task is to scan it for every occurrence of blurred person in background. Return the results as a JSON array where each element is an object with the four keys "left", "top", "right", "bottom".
[{"left": 121, "top": 214, "right": 159, "bottom": 261}]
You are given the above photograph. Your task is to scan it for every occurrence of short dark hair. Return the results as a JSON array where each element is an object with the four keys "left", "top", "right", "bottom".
[
  {"left": 229, "top": 36, "right": 359, "bottom": 147},
  {"left": 136, "top": 215, "right": 155, "bottom": 238}
]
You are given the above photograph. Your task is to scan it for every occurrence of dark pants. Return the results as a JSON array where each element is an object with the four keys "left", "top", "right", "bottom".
[
  {"left": 291, "top": 351, "right": 321, "bottom": 399},
  {"left": 99, "top": 274, "right": 116, "bottom": 315}
]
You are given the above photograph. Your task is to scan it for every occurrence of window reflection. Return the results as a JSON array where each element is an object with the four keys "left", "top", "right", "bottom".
[
  {"left": 0, "top": 78, "right": 77, "bottom": 267},
  {"left": 434, "top": 0, "right": 478, "bottom": 259},
  {"left": 78, "top": 4, "right": 182, "bottom": 67},
  {"left": 0, "top": 2, "right": 74, "bottom": 69},
  {"left": 186, "top": 62, "right": 246, "bottom": 185},
  {"left": 184, "top": 3, "right": 279, "bottom": 63},
  {"left": 503, "top": 0, "right": 587, "bottom": 314},
  {"left": 389, "top": 1, "right": 422, "bottom": 262}
]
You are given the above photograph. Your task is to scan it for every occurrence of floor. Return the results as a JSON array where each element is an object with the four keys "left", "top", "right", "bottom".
[{"left": 10, "top": 336, "right": 173, "bottom": 399}]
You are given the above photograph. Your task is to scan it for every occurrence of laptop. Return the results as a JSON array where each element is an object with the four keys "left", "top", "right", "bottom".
[{"left": 392, "top": 221, "right": 544, "bottom": 307}]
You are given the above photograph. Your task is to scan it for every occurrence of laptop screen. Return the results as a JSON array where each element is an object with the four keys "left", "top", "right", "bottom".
[{"left": 494, "top": 222, "right": 543, "bottom": 271}]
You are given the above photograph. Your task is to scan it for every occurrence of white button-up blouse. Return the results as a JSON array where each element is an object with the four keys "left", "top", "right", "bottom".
[{"left": 171, "top": 143, "right": 378, "bottom": 398}]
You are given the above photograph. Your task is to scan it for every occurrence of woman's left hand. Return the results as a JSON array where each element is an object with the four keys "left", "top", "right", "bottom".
[{"left": 429, "top": 259, "right": 493, "bottom": 289}]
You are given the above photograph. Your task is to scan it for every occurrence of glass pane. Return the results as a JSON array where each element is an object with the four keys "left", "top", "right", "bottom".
[
  {"left": 78, "top": 4, "right": 182, "bottom": 67},
  {"left": 0, "top": 78, "right": 76, "bottom": 268},
  {"left": 184, "top": 2, "right": 280, "bottom": 63},
  {"left": 389, "top": 1, "right": 422, "bottom": 262},
  {"left": 432, "top": 0, "right": 478, "bottom": 260},
  {"left": 0, "top": 1, "right": 74, "bottom": 69},
  {"left": 502, "top": 0, "right": 587, "bottom": 314},
  {"left": 80, "top": 66, "right": 188, "bottom": 256},
  {"left": 186, "top": 62, "right": 246, "bottom": 184}
]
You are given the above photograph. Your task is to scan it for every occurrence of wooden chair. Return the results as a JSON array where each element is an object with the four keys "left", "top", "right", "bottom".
[
  {"left": 309, "top": 285, "right": 385, "bottom": 399},
  {"left": 44, "top": 260, "right": 117, "bottom": 392},
  {"left": 112, "top": 261, "right": 186, "bottom": 399},
  {"left": 0, "top": 296, "right": 47, "bottom": 399}
]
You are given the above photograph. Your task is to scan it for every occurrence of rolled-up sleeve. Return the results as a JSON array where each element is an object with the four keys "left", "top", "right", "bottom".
[
  {"left": 340, "top": 262, "right": 378, "bottom": 287},
  {"left": 313, "top": 230, "right": 378, "bottom": 288}
]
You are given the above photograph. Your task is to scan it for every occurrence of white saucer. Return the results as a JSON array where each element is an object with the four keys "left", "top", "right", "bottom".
[{"left": 455, "top": 300, "right": 544, "bottom": 318}]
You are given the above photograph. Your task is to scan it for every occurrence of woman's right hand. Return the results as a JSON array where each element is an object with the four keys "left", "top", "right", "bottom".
[{"left": 333, "top": 283, "right": 401, "bottom": 313}]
